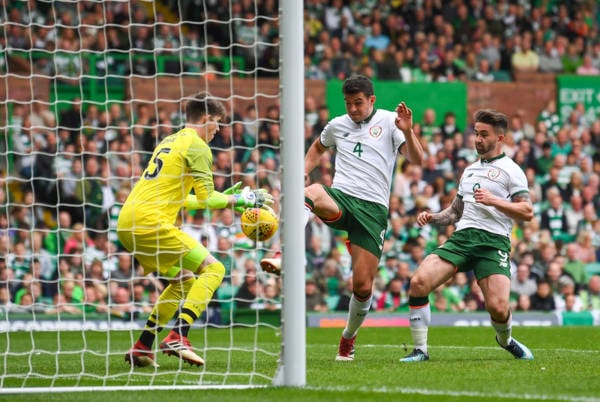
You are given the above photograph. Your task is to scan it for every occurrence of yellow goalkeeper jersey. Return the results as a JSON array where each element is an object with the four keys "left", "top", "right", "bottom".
[{"left": 118, "top": 127, "right": 213, "bottom": 230}]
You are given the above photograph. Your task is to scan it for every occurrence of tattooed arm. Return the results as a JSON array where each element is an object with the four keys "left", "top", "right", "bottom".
[
  {"left": 473, "top": 188, "right": 533, "bottom": 222},
  {"left": 416, "top": 196, "right": 464, "bottom": 227}
]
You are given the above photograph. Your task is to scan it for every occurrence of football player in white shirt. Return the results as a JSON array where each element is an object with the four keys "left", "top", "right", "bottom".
[
  {"left": 261, "top": 74, "right": 424, "bottom": 360},
  {"left": 400, "top": 109, "right": 534, "bottom": 362}
]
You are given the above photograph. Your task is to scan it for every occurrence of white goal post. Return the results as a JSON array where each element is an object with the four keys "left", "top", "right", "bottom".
[{"left": 0, "top": 0, "right": 305, "bottom": 392}]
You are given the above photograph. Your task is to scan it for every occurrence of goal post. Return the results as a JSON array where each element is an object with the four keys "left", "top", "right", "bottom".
[
  {"left": 0, "top": 0, "right": 305, "bottom": 392},
  {"left": 277, "top": 0, "right": 306, "bottom": 387}
]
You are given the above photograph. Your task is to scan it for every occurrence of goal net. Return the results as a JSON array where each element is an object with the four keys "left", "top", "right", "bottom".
[{"left": 0, "top": 0, "right": 304, "bottom": 392}]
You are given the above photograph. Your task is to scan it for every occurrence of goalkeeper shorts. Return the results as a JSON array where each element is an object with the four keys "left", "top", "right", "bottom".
[{"left": 118, "top": 223, "right": 209, "bottom": 277}]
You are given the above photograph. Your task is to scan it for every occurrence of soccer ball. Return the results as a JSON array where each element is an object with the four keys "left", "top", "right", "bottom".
[{"left": 241, "top": 207, "right": 279, "bottom": 241}]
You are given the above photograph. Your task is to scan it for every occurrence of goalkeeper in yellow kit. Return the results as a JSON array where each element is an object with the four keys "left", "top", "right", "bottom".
[{"left": 119, "top": 92, "right": 273, "bottom": 367}]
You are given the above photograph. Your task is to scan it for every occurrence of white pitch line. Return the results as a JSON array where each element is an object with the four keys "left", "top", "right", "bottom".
[
  {"left": 308, "top": 385, "right": 600, "bottom": 402},
  {"left": 355, "top": 344, "right": 600, "bottom": 354}
]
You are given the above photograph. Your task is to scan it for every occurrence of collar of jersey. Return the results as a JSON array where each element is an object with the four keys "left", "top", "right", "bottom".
[
  {"left": 357, "top": 108, "right": 377, "bottom": 125},
  {"left": 480, "top": 152, "right": 505, "bottom": 164}
]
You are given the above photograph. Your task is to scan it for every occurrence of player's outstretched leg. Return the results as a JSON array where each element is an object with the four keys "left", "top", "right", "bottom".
[
  {"left": 335, "top": 335, "right": 356, "bottom": 361},
  {"left": 125, "top": 340, "right": 159, "bottom": 368},
  {"left": 497, "top": 336, "right": 534, "bottom": 360},
  {"left": 399, "top": 348, "right": 430, "bottom": 362},
  {"left": 159, "top": 330, "right": 205, "bottom": 366},
  {"left": 260, "top": 251, "right": 281, "bottom": 275},
  {"left": 400, "top": 296, "right": 431, "bottom": 363}
]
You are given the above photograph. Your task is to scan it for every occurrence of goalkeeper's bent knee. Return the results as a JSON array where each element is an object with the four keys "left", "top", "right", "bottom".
[
  {"left": 180, "top": 261, "right": 226, "bottom": 322},
  {"left": 198, "top": 260, "right": 226, "bottom": 288}
]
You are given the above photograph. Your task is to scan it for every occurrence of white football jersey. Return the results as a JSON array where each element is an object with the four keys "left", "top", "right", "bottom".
[
  {"left": 456, "top": 153, "right": 528, "bottom": 237},
  {"left": 320, "top": 109, "right": 406, "bottom": 207}
]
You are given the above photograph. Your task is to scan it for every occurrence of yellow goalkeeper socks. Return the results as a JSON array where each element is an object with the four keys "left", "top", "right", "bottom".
[
  {"left": 139, "top": 276, "right": 195, "bottom": 347},
  {"left": 174, "top": 261, "right": 225, "bottom": 337}
]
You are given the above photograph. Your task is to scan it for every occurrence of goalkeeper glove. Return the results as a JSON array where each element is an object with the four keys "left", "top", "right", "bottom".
[
  {"left": 223, "top": 181, "right": 242, "bottom": 195},
  {"left": 233, "top": 187, "right": 274, "bottom": 208}
]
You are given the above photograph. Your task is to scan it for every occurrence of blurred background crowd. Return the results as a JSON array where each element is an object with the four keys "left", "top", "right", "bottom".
[{"left": 0, "top": 0, "right": 599, "bottom": 321}]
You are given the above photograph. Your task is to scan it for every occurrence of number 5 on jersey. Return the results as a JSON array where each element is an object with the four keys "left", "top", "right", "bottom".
[{"left": 144, "top": 148, "right": 171, "bottom": 179}]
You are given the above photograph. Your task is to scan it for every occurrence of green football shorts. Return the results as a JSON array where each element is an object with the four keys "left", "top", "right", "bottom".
[
  {"left": 432, "top": 227, "right": 512, "bottom": 280},
  {"left": 321, "top": 186, "right": 388, "bottom": 259}
]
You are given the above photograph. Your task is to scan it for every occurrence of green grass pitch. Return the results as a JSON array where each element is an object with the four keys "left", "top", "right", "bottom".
[{"left": 1, "top": 326, "right": 599, "bottom": 402}]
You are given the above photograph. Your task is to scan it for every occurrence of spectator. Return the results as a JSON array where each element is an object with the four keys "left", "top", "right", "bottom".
[
  {"left": 58, "top": 98, "right": 83, "bottom": 140},
  {"left": 575, "top": 203, "right": 598, "bottom": 240},
  {"left": 420, "top": 108, "right": 441, "bottom": 140},
  {"left": 565, "top": 192, "right": 585, "bottom": 237},
  {"left": 261, "top": 281, "right": 281, "bottom": 311},
  {"left": 109, "top": 253, "right": 135, "bottom": 295},
  {"left": 529, "top": 279, "right": 556, "bottom": 312},
  {"left": 63, "top": 222, "right": 93, "bottom": 256},
  {"left": 84, "top": 231, "right": 115, "bottom": 276},
  {"left": 462, "top": 51, "right": 479, "bottom": 80},
  {"left": 563, "top": 242, "right": 588, "bottom": 290},
  {"left": 579, "top": 275, "right": 600, "bottom": 311},
  {"left": 74, "top": 156, "right": 106, "bottom": 230},
  {"left": 540, "top": 188, "right": 569, "bottom": 241},
  {"left": 463, "top": 277, "right": 485, "bottom": 312},
  {"left": 576, "top": 53, "right": 600, "bottom": 75},
  {"left": 52, "top": 35, "right": 82, "bottom": 85},
  {"left": 532, "top": 239, "right": 559, "bottom": 278},
  {"left": 515, "top": 294, "right": 531, "bottom": 312},
  {"left": 545, "top": 259, "right": 573, "bottom": 294},
  {"left": 452, "top": 3, "right": 476, "bottom": 45},
  {"left": 13, "top": 272, "right": 40, "bottom": 306},
  {"left": 108, "top": 286, "right": 139, "bottom": 320},
  {"left": 43, "top": 211, "right": 72, "bottom": 256},
  {"left": 48, "top": 277, "right": 84, "bottom": 315},
  {"left": 570, "top": 231, "right": 597, "bottom": 264},
  {"left": 131, "top": 282, "right": 154, "bottom": 315},
  {"left": 364, "top": 21, "right": 389, "bottom": 51},
  {"left": 510, "top": 263, "right": 537, "bottom": 299},
  {"left": 334, "top": 276, "right": 353, "bottom": 312},
  {"left": 305, "top": 277, "right": 328, "bottom": 312},
  {"left": 8, "top": 242, "right": 32, "bottom": 282},
  {"left": 561, "top": 43, "right": 583, "bottom": 74},
  {"left": 235, "top": 265, "right": 262, "bottom": 309},
  {"left": 30, "top": 231, "right": 57, "bottom": 299},
  {"left": 182, "top": 210, "right": 218, "bottom": 253},
  {"left": 431, "top": 288, "right": 451, "bottom": 312},
  {"left": 439, "top": 111, "right": 461, "bottom": 139},
  {"left": 538, "top": 40, "right": 564, "bottom": 74},
  {"left": 511, "top": 33, "right": 539, "bottom": 73},
  {"left": 316, "top": 257, "right": 344, "bottom": 297},
  {"left": 473, "top": 58, "right": 495, "bottom": 82},
  {"left": 555, "top": 276, "right": 582, "bottom": 312},
  {"left": 324, "top": 0, "right": 354, "bottom": 33},
  {"left": 376, "top": 275, "right": 407, "bottom": 312},
  {"left": 11, "top": 115, "right": 36, "bottom": 180},
  {"left": 437, "top": 278, "right": 466, "bottom": 312},
  {"left": 82, "top": 282, "right": 109, "bottom": 314}
]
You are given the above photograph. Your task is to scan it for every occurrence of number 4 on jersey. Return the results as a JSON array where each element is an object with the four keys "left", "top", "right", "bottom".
[{"left": 353, "top": 142, "right": 363, "bottom": 158}]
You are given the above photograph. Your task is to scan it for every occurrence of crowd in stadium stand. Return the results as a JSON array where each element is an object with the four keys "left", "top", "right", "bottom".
[{"left": 1, "top": 1, "right": 600, "bottom": 320}]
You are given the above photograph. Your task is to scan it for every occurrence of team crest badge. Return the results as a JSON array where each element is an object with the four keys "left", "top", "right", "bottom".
[
  {"left": 369, "top": 126, "right": 383, "bottom": 138},
  {"left": 487, "top": 168, "right": 500, "bottom": 179}
]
